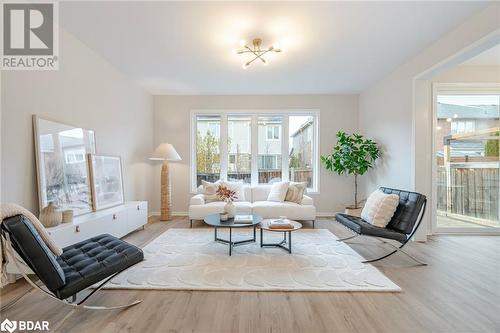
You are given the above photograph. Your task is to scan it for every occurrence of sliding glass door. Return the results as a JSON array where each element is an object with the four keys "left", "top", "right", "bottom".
[{"left": 434, "top": 86, "right": 500, "bottom": 232}]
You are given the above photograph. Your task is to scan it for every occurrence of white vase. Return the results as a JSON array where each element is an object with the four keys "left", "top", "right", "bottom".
[{"left": 224, "top": 201, "right": 236, "bottom": 218}]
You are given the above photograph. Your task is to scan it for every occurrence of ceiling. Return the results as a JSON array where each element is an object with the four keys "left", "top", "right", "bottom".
[
  {"left": 60, "top": 1, "right": 489, "bottom": 95},
  {"left": 462, "top": 44, "right": 500, "bottom": 66}
]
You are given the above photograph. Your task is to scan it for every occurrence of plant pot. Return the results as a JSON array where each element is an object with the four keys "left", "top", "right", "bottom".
[
  {"left": 345, "top": 207, "right": 362, "bottom": 217},
  {"left": 224, "top": 201, "right": 236, "bottom": 218}
]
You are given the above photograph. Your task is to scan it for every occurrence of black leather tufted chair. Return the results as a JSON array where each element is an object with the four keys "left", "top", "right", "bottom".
[
  {"left": 335, "top": 187, "right": 427, "bottom": 265},
  {"left": 1, "top": 214, "right": 144, "bottom": 319}
]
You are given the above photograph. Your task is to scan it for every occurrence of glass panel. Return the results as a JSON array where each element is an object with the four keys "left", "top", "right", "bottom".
[
  {"left": 227, "top": 116, "right": 251, "bottom": 183},
  {"left": 436, "top": 94, "right": 500, "bottom": 229},
  {"left": 289, "top": 116, "right": 314, "bottom": 188},
  {"left": 196, "top": 115, "right": 220, "bottom": 186},
  {"left": 35, "top": 117, "right": 95, "bottom": 216},
  {"left": 258, "top": 116, "right": 283, "bottom": 183}
]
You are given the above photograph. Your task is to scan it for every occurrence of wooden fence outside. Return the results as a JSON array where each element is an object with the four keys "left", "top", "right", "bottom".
[
  {"left": 437, "top": 165, "right": 499, "bottom": 222},
  {"left": 196, "top": 169, "right": 313, "bottom": 187}
]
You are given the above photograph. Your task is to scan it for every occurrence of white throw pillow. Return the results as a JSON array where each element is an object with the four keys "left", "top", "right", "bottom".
[
  {"left": 201, "top": 180, "right": 221, "bottom": 203},
  {"left": 361, "top": 189, "right": 399, "bottom": 228},
  {"left": 220, "top": 181, "right": 245, "bottom": 202},
  {"left": 267, "top": 181, "right": 290, "bottom": 202},
  {"left": 285, "top": 182, "right": 307, "bottom": 204}
]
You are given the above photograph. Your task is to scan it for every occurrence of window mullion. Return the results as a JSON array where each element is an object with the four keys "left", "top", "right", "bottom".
[
  {"left": 251, "top": 115, "right": 258, "bottom": 186},
  {"left": 282, "top": 116, "right": 290, "bottom": 182},
  {"left": 220, "top": 114, "right": 228, "bottom": 181}
]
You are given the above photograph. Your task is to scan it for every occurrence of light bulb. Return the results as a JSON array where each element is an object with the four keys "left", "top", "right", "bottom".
[
  {"left": 453, "top": 114, "right": 458, "bottom": 118},
  {"left": 242, "top": 63, "right": 249, "bottom": 69},
  {"left": 239, "top": 40, "right": 246, "bottom": 47},
  {"left": 446, "top": 118, "right": 452, "bottom": 122}
]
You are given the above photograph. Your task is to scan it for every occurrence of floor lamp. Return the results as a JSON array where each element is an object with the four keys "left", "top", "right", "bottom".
[{"left": 150, "top": 143, "right": 181, "bottom": 221}]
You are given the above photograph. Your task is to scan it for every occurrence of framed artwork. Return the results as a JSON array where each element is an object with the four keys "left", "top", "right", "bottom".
[
  {"left": 33, "top": 115, "right": 96, "bottom": 216},
  {"left": 88, "top": 154, "right": 125, "bottom": 210}
]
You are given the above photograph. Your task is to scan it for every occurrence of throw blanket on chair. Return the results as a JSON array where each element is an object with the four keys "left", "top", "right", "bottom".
[{"left": 0, "top": 203, "right": 63, "bottom": 284}]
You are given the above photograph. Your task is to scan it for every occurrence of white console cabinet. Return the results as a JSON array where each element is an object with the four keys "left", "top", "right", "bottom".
[
  {"left": 6, "top": 201, "right": 148, "bottom": 275},
  {"left": 46, "top": 201, "right": 148, "bottom": 248}
]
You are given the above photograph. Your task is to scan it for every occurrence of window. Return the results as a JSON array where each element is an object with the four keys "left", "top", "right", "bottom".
[
  {"left": 289, "top": 116, "right": 314, "bottom": 188},
  {"left": 434, "top": 91, "right": 500, "bottom": 231},
  {"left": 259, "top": 155, "right": 280, "bottom": 169},
  {"left": 451, "top": 120, "right": 475, "bottom": 134},
  {"left": 64, "top": 148, "right": 86, "bottom": 164},
  {"left": 192, "top": 111, "right": 319, "bottom": 191},
  {"left": 195, "top": 115, "right": 220, "bottom": 186},
  {"left": 227, "top": 116, "right": 251, "bottom": 183},
  {"left": 266, "top": 125, "right": 280, "bottom": 140},
  {"left": 259, "top": 116, "right": 283, "bottom": 183}
]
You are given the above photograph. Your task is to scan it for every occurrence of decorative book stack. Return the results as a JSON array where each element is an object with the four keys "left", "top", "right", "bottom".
[
  {"left": 268, "top": 219, "right": 293, "bottom": 229},
  {"left": 234, "top": 215, "right": 253, "bottom": 224}
]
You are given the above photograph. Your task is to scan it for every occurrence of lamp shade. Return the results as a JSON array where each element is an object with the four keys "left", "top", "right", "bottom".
[{"left": 149, "top": 143, "right": 181, "bottom": 161}]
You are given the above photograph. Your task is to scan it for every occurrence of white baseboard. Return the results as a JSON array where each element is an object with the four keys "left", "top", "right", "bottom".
[{"left": 149, "top": 211, "right": 188, "bottom": 218}]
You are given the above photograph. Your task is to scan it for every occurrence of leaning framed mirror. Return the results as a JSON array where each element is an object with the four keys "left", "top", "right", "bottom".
[{"left": 33, "top": 115, "right": 96, "bottom": 216}]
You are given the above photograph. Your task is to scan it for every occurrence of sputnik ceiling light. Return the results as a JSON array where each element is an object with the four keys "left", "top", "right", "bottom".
[{"left": 235, "top": 38, "right": 282, "bottom": 69}]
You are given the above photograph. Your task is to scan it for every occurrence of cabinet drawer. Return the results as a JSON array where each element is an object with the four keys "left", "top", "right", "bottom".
[
  {"left": 47, "top": 224, "right": 82, "bottom": 248},
  {"left": 126, "top": 202, "right": 148, "bottom": 233}
]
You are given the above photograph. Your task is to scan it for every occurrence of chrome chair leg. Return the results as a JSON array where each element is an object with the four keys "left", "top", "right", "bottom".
[
  {"left": 336, "top": 234, "right": 358, "bottom": 242},
  {"left": 362, "top": 239, "right": 427, "bottom": 265}
]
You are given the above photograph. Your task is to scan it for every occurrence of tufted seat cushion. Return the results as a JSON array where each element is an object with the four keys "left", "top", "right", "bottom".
[
  {"left": 55, "top": 234, "right": 143, "bottom": 299},
  {"left": 335, "top": 213, "right": 407, "bottom": 242}
]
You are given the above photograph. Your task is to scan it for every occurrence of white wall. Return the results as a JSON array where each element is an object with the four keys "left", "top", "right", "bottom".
[
  {"left": 1, "top": 29, "right": 155, "bottom": 214},
  {"left": 153, "top": 94, "right": 359, "bottom": 215},
  {"left": 358, "top": 4, "right": 500, "bottom": 239}
]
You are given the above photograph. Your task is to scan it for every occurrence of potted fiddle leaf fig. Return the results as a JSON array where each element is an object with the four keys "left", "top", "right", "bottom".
[{"left": 321, "top": 131, "right": 380, "bottom": 216}]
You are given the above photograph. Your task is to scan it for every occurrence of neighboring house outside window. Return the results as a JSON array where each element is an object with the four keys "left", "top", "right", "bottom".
[{"left": 266, "top": 125, "right": 280, "bottom": 140}]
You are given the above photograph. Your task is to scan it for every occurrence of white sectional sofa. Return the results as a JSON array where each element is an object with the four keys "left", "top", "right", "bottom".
[{"left": 189, "top": 185, "right": 316, "bottom": 228}]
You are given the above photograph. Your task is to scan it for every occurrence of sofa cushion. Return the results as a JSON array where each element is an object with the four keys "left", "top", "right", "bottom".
[
  {"left": 201, "top": 180, "right": 221, "bottom": 203},
  {"left": 285, "top": 182, "right": 307, "bottom": 204},
  {"left": 221, "top": 181, "right": 246, "bottom": 201},
  {"left": 252, "top": 201, "right": 316, "bottom": 220},
  {"left": 252, "top": 185, "right": 272, "bottom": 202},
  {"left": 188, "top": 201, "right": 252, "bottom": 219},
  {"left": 243, "top": 186, "right": 252, "bottom": 202},
  {"left": 267, "top": 181, "right": 290, "bottom": 202}
]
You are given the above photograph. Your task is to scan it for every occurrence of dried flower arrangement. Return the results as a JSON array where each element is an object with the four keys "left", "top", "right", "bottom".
[{"left": 216, "top": 185, "right": 238, "bottom": 202}]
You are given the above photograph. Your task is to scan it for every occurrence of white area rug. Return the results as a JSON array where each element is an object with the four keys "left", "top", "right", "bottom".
[{"left": 105, "top": 228, "right": 401, "bottom": 292}]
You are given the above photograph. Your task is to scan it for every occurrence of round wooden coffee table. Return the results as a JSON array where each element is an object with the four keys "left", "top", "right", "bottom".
[{"left": 260, "top": 219, "right": 302, "bottom": 253}]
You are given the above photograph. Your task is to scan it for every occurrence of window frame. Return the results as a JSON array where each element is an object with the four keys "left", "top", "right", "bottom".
[{"left": 190, "top": 109, "right": 320, "bottom": 193}]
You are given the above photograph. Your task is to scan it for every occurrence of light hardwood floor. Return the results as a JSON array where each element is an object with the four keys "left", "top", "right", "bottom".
[{"left": 1, "top": 217, "right": 499, "bottom": 333}]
